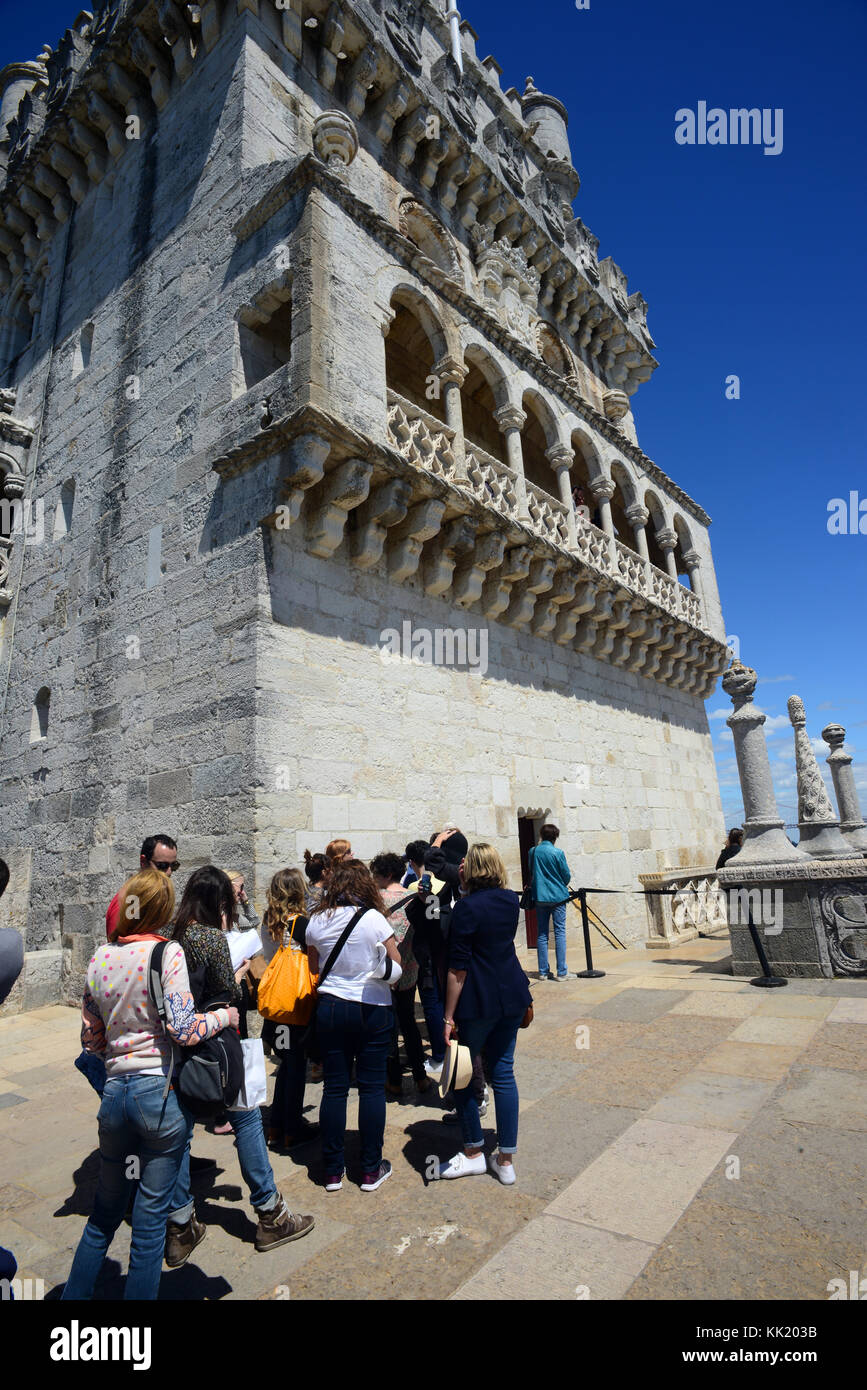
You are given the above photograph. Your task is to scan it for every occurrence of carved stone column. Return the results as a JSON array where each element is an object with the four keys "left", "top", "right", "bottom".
[
  {"left": 493, "top": 404, "right": 529, "bottom": 521},
  {"left": 589, "top": 475, "right": 618, "bottom": 569},
  {"left": 625, "top": 501, "right": 651, "bottom": 591},
  {"left": 822, "top": 724, "right": 867, "bottom": 853},
  {"left": 723, "top": 662, "right": 806, "bottom": 863},
  {"left": 787, "top": 697, "right": 860, "bottom": 858},
  {"left": 655, "top": 526, "right": 679, "bottom": 582},
  {"left": 545, "top": 442, "right": 577, "bottom": 546},
  {"left": 433, "top": 354, "right": 467, "bottom": 481}
]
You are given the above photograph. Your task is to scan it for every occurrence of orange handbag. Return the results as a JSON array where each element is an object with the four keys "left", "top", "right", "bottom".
[{"left": 257, "top": 916, "right": 316, "bottom": 1026}]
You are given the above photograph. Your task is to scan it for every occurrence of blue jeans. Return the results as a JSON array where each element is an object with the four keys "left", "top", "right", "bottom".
[
  {"left": 418, "top": 975, "right": 446, "bottom": 1064},
  {"left": 536, "top": 902, "right": 568, "bottom": 977},
  {"left": 316, "top": 995, "right": 393, "bottom": 1175},
  {"left": 62, "top": 1073, "right": 193, "bottom": 1301},
  {"left": 169, "top": 1104, "right": 278, "bottom": 1223},
  {"left": 271, "top": 1024, "right": 308, "bottom": 1135},
  {"left": 454, "top": 1014, "right": 524, "bottom": 1153}
]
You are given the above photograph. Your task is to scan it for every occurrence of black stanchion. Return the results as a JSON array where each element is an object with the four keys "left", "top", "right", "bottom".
[
  {"left": 576, "top": 888, "right": 605, "bottom": 978},
  {"left": 740, "top": 895, "right": 787, "bottom": 989}
]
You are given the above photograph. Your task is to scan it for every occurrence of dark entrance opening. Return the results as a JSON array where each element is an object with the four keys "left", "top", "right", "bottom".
[{"left": 518, "top": 815, "right": 541, "bottom": 949}]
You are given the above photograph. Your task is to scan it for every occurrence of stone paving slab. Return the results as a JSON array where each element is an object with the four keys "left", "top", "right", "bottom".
[
  {"left": 774, "top": 1065, "right": 867, "bottom": 1132},
  {"left": 803, "top": 1022, "right": 867, "bottom": 1072},
  {"left": 583, "top": 988, "right": 690, "bottom": 1023},
  {"left": 827, "top": 998, "right": 867, "bottom": 1024},
  {"left": 644, "top": 1070, "right": 778, "bottom": 1132},
  {"left": 728, "top": 1015, "right": 825, "bottom": 1048},
  {"left": 545, "top": 1117, "right": 738, "bottom": 1245},
  {"left": 668, "top": 991, "right": 763, "bottom": 1019},
  {"left": 453, "top": 1214, "right": 655, "bottom": 1301},
  {"left": 699, "top": 1041, "right": 805, "bottom": 1081}
]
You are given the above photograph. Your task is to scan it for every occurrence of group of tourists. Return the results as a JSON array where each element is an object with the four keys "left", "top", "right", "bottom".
[{"left": 60, "top": 819, "right": 576, "bottom": 1298}]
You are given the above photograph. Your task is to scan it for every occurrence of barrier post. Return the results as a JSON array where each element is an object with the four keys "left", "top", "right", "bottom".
[{"left": 576, "top": 888, "right": 605, "bottom": 979}]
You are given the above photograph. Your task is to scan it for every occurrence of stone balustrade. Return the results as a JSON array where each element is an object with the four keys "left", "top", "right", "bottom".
[
  {"left": 464, "top": 441, "right": 520, "bottom": 519},
  {"left": 526, "top": 479, "right": 571, "bottom": 547},
  {"left": 638, "top": 868, "right": 728, "bottom": 948},
  {"left": 614, "top": 535, "right": 648, "bottom": 595},
  {"left": 386, "top": 391, "right": 457, "bottom": 482}
]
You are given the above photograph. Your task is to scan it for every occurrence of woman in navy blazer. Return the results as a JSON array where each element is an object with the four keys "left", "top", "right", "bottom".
[{"left": 439, "top": 844, "right": 532, "bottom": 1185}]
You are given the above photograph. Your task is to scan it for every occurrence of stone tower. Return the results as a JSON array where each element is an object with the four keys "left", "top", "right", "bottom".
[{"left": 0, "top": 0, "right": 729, "bottom": 1009}]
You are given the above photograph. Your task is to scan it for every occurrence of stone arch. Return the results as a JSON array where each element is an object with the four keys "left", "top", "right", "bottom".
[
  {"left": 398, "top": 199, "right": 462, "bottom": 283},
  {"left": 672, "top": 512, "right": 696, "bottom": 585},
  {"left": 569, "top": 424, "right": 605, "bottom": 523},
  {"left": 609, "top": 457, "right": 639, "bottom": 549},
  {"left": 642, "top": 487, "right": 670, "bottom": 573},
  {"left": 521, "top": 387, "right": 562, "bottom": 498},
  {"left": 536, "top": 321, "right": 575, "bottom": 380},
  {"left": 462, "top": 340, "right": 510, "bottom": 464},
  {"left": 384, "top": 284, "right": 451, "bottom": 423}
]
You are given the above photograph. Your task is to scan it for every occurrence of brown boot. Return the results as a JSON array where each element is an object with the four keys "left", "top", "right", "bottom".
[
  {"left": 164, "top": 1214, "right": 207, "bottom": 1268},
  {"left": 254, "top": 1198, "right": 314, "bottom": 1253}
]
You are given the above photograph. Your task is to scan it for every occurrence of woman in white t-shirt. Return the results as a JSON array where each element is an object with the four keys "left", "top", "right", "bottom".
[{"left": 306, "top": 860, "right": 402, "bottom": 1193}]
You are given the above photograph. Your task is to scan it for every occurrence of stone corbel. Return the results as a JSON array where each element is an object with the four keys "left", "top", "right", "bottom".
[
  {"left": 498, "top": 209, "right": 526, "bottom": 244},
  {"left": 68, "top": 116, "right": 108, "bottom": 184},
  {"left": 506, "top": 555, "right": 555, "bottom": 629},
  {"left": 4, "top": 207, "right": 38, "bottom": 266},
  {"left": 157, "top": 0, "right": 196, "bottom": 80},
  {"left": 0, "top": 229, "right": 23, "bottom": 280},
  {"left": 452, "top": 528, "right": 506, "bottom": 607},
  {"left": 351, "top": 476, "right": 413, "bottom": 569},
  {"left": 17, "top": 186, "right": 56, "bottom": 243},
  {"left": 346, "top": 45, "right": 379, "bottom": 119},
  {"left": 317, "top": 4, "right": 346, "bottom": 92},
  {"left": 540, "top": 259, "right": 569, "bottom": 310},
  {"left": 273, "top": 432, "right": 332, "bottom": 528},
  {"left": 422, "top": 514, "right": 477, "bottom": 597},
  {"left": 457, "top": 172, "right": 491, "bottom": 229},
  {"left": 129, "top": 26, "right": 172, "bottom": 110},
  {"left": 644, "top": 621, "right": 676, "bottom": 681},
  {"left": 578, "top": 302, "right": 604, "bottom": 348},
  {"left": 628, "top": 615, "right": 663, "bottom": 674},
  {"left": 85, "top": 90, "right": 126, "bottom": 161},
  {"left": 395, "top": 106, "right": 430, "bottom": 167},
  {"left": 554, "top": 575, "right": 597, "bottom": 645},
  {"left": 481, "top": 544, "right": 531, "bottom": 621},
  {"left": 564, "top": 286, "right": 591, "bottom": 335},
  {"left": 532, "top": 567, "right": 577, "bottom": 638},
  {"left": 48, "top": 140, "right": 89, "bottom": 203},
  {"left": 612, "top": 606, "right": 647, "bottom": 667},
  {"left": 531, "top": 243, "right": 557, "bottom": 276},
  {"left": 387, "top": 497, "right": 446, "bottom": 583},
  {"left": 371, "top": 79, "right": 410, "bottom": 144},
  {"left": 658, "top": 625, "right": 690, "bottom": 685},
  {"left": 32, "top": 163, "right": 72, "bottom": 223},
  {"left": 438, "top": 150, "right": 472, "bottom": 210},
  {"left": 306, "top": 457, "right": 372, "bottom": 558},
  {"left": 479, "top": 190, "right": 511, "bottom": 231},
  {"left": 574, "top": 587, "right": 616, "bottom": 653},
  {"left": 590, "top": 593, "right": 631, "bottom": 661},
  {"left": 419, "top": 136, "right": 451, "bottom": 191}
]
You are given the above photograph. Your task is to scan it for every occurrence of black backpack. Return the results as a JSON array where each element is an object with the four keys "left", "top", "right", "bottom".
[{"left": 148, "top": 939, "right": 244, "bottom": 1119}]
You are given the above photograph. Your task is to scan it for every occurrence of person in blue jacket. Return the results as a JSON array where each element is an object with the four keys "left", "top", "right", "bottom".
[
  {"left": 528, "top": 823, "right": 573, "bottom": 981},
  {"left": 438, "top": 844, "right": 532, "bottom": 1186}
]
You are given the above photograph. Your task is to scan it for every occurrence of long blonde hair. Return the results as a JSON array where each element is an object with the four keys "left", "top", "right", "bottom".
[{"left": 263, "top": 867, "right": 307, "bottom": 943}]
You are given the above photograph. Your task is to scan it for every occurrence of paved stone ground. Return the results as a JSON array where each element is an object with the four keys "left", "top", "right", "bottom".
[{"left": 1, "top": 929, "right": 865, "bottom": 1301}]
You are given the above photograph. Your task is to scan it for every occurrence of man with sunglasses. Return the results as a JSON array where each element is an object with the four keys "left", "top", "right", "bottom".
[{"left": 105, "top": 834, "right": 179, "bottom": 940}]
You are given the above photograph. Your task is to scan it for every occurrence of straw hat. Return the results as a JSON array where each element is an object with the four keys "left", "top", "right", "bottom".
[{"left": 438, "top": 1039, "right": 473, "bottom": 1099}]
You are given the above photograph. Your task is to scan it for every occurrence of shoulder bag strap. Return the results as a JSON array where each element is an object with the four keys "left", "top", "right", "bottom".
[
  {"left": 146, "top": 940, "right": 178, "bottom": 1101},
  {"left": 383, "top": 894, "right": 416, "bottom": 917},
  {"left": 316, "top": 907, "right": 367, "bottom": 990}
]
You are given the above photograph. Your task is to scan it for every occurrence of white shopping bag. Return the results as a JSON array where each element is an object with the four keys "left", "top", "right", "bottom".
[{"left": 228, "top": 1038, "right": 267, "bottom": 1110}]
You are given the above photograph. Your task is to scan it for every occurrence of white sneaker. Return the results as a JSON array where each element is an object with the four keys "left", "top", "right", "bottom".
[
  {"left": 424, "top": 1058, "right": 444, "bottom": 1080},
  {"left": 488, "top": 1153, "right": 516, "bottom": 1185},
  {"left": 437, "top": 1151, "right": 486, "bottom": 1180}
]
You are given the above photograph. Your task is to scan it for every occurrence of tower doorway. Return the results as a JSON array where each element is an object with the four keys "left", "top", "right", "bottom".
[{"left": 517, "top": 814, "right": 545, "bottom": 949}]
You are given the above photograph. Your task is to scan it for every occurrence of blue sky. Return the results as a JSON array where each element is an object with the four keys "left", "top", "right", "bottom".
[{"left": 3, "top": 0, "right": 865, "bottom": 832}]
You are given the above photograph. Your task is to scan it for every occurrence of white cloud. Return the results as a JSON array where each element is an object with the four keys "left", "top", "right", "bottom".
[
  {"left": 708, "top": 707, "right": 729, "bottom": 720},
  {"left": 757, "top": 674, "right": 795, "bottom": 685}
]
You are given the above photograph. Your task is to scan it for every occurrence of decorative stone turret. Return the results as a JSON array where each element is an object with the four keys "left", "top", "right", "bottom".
[
  {"left": 723, "top": 662, "right": 806, "bottom": 864},
  {"left": 822, "top": 724, "right": 867, "bottom": 853},
  {"left": 788, "top": 696, "right": 859, "bottom": 859},
  {"left": 312, "top": 111, "right": 359, "bottom": 172}
]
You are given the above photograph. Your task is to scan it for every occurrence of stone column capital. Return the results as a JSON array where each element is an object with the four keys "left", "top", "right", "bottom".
[
  {"left": 494, "top": 403, "right": 526, "bottom": 433},
  {"left": 655, "top": 526, "right": 677, "bottom": 551},
  {"left": 433, "top": 354, "right": 467, "bottom": 386},
  {"left": 681, "top": 547, "right": 701, "bottom": 570},
  {"left": 545, "top": 443, "right": 574, "bottom": 471},
  {"left": 624, "top": 503, "right": 649, "bottom": 528},
  {"left": 589, "top": 476, "right": 616, "bottom": 501}
]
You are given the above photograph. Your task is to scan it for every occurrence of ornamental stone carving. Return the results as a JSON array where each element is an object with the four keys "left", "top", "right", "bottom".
[
  {"left": 602, "top": 389, "right": 629, "bottom": 424},
  {"left": 383, "top": 3, "right": 423, "bottom": 73},
  {"left": 788, "top": 695, "right": 859, "bottom": 859},
  {"left": 471, "top": 223, "right": 540, "bottom": 347},
  {"left": 312, "top": 110, "right": 359, "bottom": 170}
]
